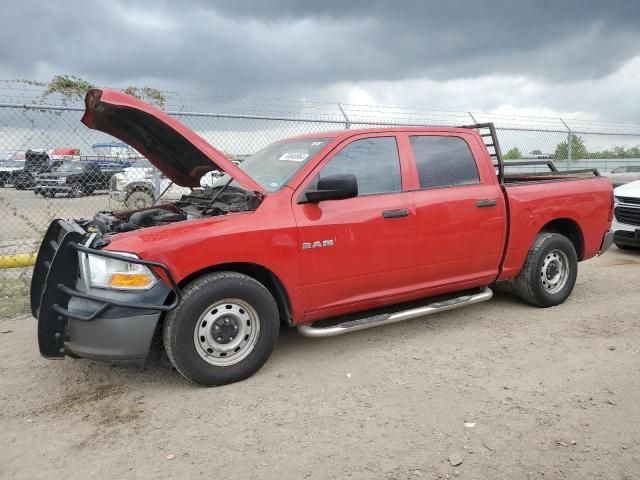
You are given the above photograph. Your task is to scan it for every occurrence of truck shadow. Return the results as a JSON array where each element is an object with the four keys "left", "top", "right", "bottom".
[{"left": 52, "top": 290, "right": 527, "bottom": 389}]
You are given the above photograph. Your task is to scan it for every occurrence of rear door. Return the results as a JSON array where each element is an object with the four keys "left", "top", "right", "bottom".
[
  {"left": 403, "top": 132, "right": 506, "bottom": 290},
  {"left": 292, "top": 134, "right": 418, "bottom": 316}
]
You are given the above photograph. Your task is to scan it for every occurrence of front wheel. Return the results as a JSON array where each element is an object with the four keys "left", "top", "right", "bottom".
[
  {"left": 163, "top": 272, "right": 280, "bottom": 386},
  {"left": 514, "top": 233, "right": 578, "bottom": 308},
  {"left": 125, "top": 190, "right": 154, "bottom": 210}
]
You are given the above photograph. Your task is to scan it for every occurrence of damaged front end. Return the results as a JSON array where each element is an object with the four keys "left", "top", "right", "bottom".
[
  {"left": 85, "top": 184, "right": 261, "bottom": 234},
  {"left": 30, "top": 219, "right": 181, "bottom": 366},
  {"left": 30, "top": 88, "right": 267, "bottom": 366},
  {"left": 30, "top": 184, "right": 261, "bottom": 366}
]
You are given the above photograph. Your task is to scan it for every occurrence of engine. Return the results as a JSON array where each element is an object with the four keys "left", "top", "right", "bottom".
[{"left": 80, "top": 186, "right": 261, "bottom": 235}]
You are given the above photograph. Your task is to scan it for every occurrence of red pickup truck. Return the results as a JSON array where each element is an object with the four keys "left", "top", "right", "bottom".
[{"left": 31, "top": 89, "right": 614, "bottom": 386}]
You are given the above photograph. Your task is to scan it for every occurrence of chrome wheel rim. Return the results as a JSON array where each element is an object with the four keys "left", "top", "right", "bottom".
[
  {"left": 193, "top": 298, "right": 260, "bottom": 366},
  {"left": 540, "top": 249, "right": 569, "bottom": 294}
]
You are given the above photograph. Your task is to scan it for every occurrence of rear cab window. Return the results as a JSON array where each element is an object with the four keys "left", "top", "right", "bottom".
[{"left": 409, "top": 136, "right": 480, "bottom": 189}]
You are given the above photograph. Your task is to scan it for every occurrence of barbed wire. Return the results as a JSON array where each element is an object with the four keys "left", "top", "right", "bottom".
[{"left": 1, "top": 80, "right": 639, "bottom": 135}]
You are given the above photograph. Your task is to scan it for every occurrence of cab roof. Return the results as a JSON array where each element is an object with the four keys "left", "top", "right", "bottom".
[{"left": 286, "top": 126, "right": 476, "bottom": 142}]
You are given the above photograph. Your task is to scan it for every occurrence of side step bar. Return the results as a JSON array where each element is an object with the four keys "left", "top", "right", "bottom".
[{"left": 297, "top": 287, "right": 493, "bottom": 338}]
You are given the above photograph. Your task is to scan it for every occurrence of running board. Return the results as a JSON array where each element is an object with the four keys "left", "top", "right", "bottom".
[{"left": 297, "top": 287, "right": 493, "bottom": 338}]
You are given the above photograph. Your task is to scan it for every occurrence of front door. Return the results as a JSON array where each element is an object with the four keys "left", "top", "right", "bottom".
[{"left": 292, "top": 135, "right": 417, "bottom": 317}]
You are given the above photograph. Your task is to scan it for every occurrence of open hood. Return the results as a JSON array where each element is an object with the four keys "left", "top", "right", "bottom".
[{"left": 81, "top": 89, "right": 263, "bottom": 191}]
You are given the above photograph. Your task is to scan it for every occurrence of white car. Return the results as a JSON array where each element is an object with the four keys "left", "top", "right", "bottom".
[
  {"left": 612, "top": 180, "right": 640, "bottom": 250},
  {"left": 110, "top": 160, "right": 224, "bottom": 209},
  {"left": 606, "top": 165, "right": 640, "bottom": 187}
]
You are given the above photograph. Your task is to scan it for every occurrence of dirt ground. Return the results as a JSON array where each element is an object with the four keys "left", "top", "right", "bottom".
[
  {"left": 0, "top": 187, "right": 116, "bottom": 249},
  {"left": 1, "top": 247, "right": 639, "bottom": 479}
]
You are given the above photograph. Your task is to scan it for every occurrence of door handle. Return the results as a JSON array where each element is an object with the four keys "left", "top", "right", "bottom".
[
  {"left": 382, "top": 208, "right": 410, "bottom": 219},
  {"left": 475, "top": 199, "right": 497, "bottom": 208}
]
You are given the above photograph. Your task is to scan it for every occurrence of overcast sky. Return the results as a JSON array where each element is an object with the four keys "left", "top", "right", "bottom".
[{"left": 1, "top": 0, "right": 639, "bottom": 121}]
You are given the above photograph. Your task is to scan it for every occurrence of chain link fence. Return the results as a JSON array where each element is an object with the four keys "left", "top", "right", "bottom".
[{"left": 1, "top": 99, "right": 639, "bottom": 307}]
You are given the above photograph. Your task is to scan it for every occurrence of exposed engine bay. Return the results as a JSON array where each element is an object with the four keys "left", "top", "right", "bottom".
[{"left": 79, "top": 186, "right": 261, "bottom": 235}]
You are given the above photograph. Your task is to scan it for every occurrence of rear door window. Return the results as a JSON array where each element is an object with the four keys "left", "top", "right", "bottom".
[{"left": 409, "top": 136, "right": 480, "bottom": 189}]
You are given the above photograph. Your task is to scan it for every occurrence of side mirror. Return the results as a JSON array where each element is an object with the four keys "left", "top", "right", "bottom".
[{"left": 302, "top": 174, "right": 358, "bottom": 203}]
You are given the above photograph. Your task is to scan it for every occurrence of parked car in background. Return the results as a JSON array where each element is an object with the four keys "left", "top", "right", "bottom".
[
  {"left": 34, "top": 159, "right": 131, "bottom": 197},
  {"left": 0, "top": 158, "right": 25, "bottom": 187},
  {"left": 13, "top": 150, "right": 64, "bottom": 189},
  {"left": 50, "top": 147, "right": 81, "bottom": 158},
  {"left": 110, "top": 159, "right": 228, "bottom": 209},
  {"left": 612, "top": 180, "right": 640, "bottom": 249},
  {"left": 110, "top": 159, "right": 192, "bottom": 209},
  {"left": 605, "top": 165, "right": 640, "bottom": 187}
]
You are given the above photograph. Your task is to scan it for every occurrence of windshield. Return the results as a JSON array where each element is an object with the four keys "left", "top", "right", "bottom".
[
  {"left": 208, "top": 138, "right": 331, "bottom": 192},
  {"left": 54, "top": 162, "right": 86, "bottom": 173}
]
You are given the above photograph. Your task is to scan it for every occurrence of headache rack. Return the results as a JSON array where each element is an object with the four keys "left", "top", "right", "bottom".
[{"left": 461, "top": 122, "right": 601, "bottom": 183}]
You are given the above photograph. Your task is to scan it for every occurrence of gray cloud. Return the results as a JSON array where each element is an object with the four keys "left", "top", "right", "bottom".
[{"left": 0, "top": 0, "right": 639, "bottom": 119}]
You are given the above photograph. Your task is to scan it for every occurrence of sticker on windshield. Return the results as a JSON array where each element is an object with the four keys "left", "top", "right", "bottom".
[{"left": 279, "top": 152, "right": 309, "bottom": 162}]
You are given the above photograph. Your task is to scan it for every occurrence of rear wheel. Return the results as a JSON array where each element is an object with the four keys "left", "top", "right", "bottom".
[
  {"left": 615, "top": 243, "right": 635, "bottom": 251},
  {"left": 514, "top": 233, "right": 578, "bottom": 308},
  {"left": 163, "top": 272, "right": 280, "bottom": 386},
  {"left": 125, "top": 189, "right": 154, "bottom": 209}
]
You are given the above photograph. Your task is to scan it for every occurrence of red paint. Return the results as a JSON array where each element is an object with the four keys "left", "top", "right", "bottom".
[
  {"left": 81, "top": 89, "right": 262, "bottom": 190},
  {"left": 95, "top": 97, "right": 612, "bottom": 325}
]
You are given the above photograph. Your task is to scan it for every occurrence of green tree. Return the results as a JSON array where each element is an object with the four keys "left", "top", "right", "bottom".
[
  {"left": 503, "top": 147, "right": 523, "bottom": 160},
  {"left": 530, "top": 149, "right": 543, "bottom": 155},
  {"left": 554, "top": 134, "right": 588, "bottom": 160},
  {"left": 18, "top": 75, "right": 166, "bottom": 107}
]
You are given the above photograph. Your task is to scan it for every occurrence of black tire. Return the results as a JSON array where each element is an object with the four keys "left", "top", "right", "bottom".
[
  {"left": 514, "top": 233, "right": 578, "bottom": 308},
  {"left": 125, "top": 189, "right": 154, "bottom": 210},
  {"left": 163, "top": 272, "right": 280, "bottom": 386},
  {"left": 615, "top": 243, "right": 634, "bottom": 251},
  {"left": 68, "top": 185, "right": 84, "bottom": 198}
]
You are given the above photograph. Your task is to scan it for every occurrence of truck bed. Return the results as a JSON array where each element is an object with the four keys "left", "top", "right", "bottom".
[{"left": 498, "top": 175, "right": 613, "bottom": 280}]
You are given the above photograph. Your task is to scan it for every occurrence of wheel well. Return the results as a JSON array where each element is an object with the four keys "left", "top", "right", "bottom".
[
  {"left": 178, "top": 263, "right": 294, "bottom": 326},
  {"left": 540, "top": 218, "right": 584, "bottom": 260}
]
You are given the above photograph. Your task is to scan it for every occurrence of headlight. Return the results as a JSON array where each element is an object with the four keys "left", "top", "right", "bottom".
[{"left": 82, "top": 251, "right": 157, "bottom": 290}]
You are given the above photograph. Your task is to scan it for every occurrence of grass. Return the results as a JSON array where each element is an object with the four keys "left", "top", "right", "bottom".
[{"left": 0, "top": 269, "right": 32, "bottom": 318}]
